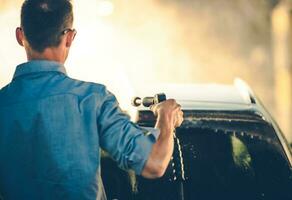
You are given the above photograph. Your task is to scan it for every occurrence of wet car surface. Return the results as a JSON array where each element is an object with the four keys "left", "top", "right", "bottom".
[{"left": 101, "top": 83, "right": 292, "bottom": 200}]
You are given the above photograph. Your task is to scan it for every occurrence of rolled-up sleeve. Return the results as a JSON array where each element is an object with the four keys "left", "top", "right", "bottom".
[{"left": 97, "top": 89, "right": 160, "bottom": 174}]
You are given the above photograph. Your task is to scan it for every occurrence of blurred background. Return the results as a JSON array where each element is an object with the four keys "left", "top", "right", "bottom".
[{"left": 0, "top": 0, "right": 291, "bottom": 142}]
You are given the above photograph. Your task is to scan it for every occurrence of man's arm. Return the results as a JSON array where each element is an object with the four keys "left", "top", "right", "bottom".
[
  {"left": 142, "top": 99, "right": 184, "bottom": 178},
  {"left": 97, "top": 88, "right": 183, "bottom": 178}
]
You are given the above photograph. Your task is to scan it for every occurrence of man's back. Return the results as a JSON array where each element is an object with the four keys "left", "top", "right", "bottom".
[{"left": 0, "top": 61, "right": 108, "bottom": 199}]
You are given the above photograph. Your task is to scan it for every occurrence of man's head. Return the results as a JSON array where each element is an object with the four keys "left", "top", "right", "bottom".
[{"left": 16, "top": 0, "right": 76, "bottom": 63}]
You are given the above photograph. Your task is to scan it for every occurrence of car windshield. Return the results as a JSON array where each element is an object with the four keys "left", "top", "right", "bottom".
[{"left": 136, "top": 126, "right": 292, "bottom": 200}]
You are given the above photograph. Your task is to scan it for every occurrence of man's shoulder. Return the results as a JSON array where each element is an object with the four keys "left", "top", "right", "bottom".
[
  {"left": 64, "top": 76, "right": 109, "bottom": 99},
  {"left": 0, "top": 84, "right": 8, "bottom": 99},
  {"left": 0, "top": 84, "right": 8, "bottom": 92}
]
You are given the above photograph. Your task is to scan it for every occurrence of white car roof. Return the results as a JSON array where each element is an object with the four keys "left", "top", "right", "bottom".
[{"left": 133, "top": 82, "right": 253, "bottom": 110}]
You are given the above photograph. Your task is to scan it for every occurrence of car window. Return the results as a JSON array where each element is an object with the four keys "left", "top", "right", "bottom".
[{"left": 136, "top": 127, "right": 292, "bottom": 200}]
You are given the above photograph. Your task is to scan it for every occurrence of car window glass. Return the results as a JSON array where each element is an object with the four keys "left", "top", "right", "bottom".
[{"left": 136, "top": 127, "right": 292, "bottom": 200}]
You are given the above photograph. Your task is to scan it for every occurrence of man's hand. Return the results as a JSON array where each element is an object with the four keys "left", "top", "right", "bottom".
[
  {"left": 150, "top": 99, "right": 184, "bottom": 130},
  {"left": 142, "top": 99, "right": 184, "bottom": 178}
]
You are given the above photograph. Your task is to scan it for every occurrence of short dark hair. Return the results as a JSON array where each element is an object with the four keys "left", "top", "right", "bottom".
[{"left": 21, "top": 0, "right": 73, "bottom": 52}]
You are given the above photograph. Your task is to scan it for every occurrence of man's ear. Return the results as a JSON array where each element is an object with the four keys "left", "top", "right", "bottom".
[
  {"left": 16, "top": 27, "right": 24, "bottom": 47},
  {"left": 65, "top": 30, "right": 76, "bottom": 48}
]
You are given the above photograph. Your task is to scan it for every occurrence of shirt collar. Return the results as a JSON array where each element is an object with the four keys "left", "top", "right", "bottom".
[{"left": 13, "top": 60, "right": 67, "bottom": 80}]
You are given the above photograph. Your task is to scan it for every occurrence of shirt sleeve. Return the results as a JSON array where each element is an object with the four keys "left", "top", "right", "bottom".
[{"left": 97, "top": 89, "right": 160, "bottom": 175}]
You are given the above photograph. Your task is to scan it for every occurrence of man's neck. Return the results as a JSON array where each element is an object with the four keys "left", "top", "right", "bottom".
[{"left": 26, "top": 47, "right": 66, "bottom": 64}]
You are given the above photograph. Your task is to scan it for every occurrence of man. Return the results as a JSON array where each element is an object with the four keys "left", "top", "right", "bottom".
[{"left": 0, "top": 0, "right": 183, "bottom": 199}]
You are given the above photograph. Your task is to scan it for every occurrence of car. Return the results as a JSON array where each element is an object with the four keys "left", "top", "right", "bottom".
[{"left": 101, "top": 80, "right": 292, "bottom": 200}]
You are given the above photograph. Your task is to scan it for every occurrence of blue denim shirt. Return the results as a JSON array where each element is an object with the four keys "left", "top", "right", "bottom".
[{"left": 0, "top": 60, "right": 159, "bottom": 200}]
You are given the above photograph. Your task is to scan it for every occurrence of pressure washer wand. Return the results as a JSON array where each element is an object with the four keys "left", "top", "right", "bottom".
[{"left": 132, "top": 93, "right": 167, "bottom": 107}]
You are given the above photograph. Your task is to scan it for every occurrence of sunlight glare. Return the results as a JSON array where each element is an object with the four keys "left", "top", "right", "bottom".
[{"left": 97, "top": 0, "right": 114, "bottom": 17}]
